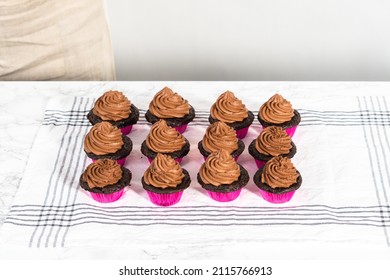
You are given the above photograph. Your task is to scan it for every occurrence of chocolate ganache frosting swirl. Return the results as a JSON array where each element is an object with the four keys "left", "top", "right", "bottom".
[
  {"left": 199, "top": 149, "right": 240, "bottom": 186},
  {"left": 144, "top": 153, "right": 185, "bottom": 188},
  {"left": 259, "top": 94, "right": 294, "bottom": 124},
  {"left": 84, "top": 122, "right": 124, "bottom": 155},
  {"left": 261, "top": 156, "right": 299, "bottom": 188},
  {"left": 146, "top": 120, "right": 186, "bottom": 153},
  {"left": 210, "top": 91, "right": 248, "bottom": 123},
  {"left": 92, "top": 90, "right": 131, "bottom": 121},
  {"left": 202, "top": 122, "right": 238, "bottom": 154},
  {"left": 256, "top": 126, "right": 292, "bottom": 156},
  {"left": 82, "top": 159, "right": 122, "bottom": 188},
  {"left": 148, "top": 87, "right": 190, "bottom": 118}
]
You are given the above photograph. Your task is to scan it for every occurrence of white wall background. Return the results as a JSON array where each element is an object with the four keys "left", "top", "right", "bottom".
[{"left": 106, "top": 0, "right": 390, "bottom": 81}]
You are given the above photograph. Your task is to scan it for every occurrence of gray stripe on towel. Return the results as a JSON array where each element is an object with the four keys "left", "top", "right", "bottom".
[{"left": 358, "top": 96, "right": 390, "bottom": 246}]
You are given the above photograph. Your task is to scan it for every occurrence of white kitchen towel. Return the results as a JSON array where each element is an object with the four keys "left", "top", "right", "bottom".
[{"left": 1, "top": 91, "right": 390, "bottom": 249}]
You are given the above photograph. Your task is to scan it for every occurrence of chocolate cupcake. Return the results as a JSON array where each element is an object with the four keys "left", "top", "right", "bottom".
[
  {"left": 258, "top": 93, "right": 301, "bottom": 137},
  {"left": 253, "top": 156, "right": 302, "bottom": 204},
  {"left": 141, "top": 119, "right": 190, "bottom": 163},
  {"left": 209, "top": 91, "right": 254, "bottom": 139},
  {"left": 248, "top": 126, "right": 296, "bottom": 168},
  {"left": 198, "top": 121, "right": 245, "bottom": 161},
  {"left": 197, "top": 149, "right": 249, "bottom": 202},
  {"left": 145, "top": 87, "right": 195, "bottom": 133},
  {"left": 84, "top": 122, "right": 132, "bottom": 166},
  {"left": 142, "top": 153, "right": 191, "bottom": 206},
  {"left": 80, "top": 159, "right": 132, "bottom": 203},
  {"left": 87, "top": 90, "right": 139, "bottom": 135}
]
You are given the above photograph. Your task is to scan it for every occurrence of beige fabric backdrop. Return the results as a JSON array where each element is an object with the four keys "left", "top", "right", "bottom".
[{"left": 0, "top": 0, "right": 115, "bottom": 81}]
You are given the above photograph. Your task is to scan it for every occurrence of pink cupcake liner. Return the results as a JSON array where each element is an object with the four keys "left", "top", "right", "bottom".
[
  {"left": 147, "top": 157, "right": 183, "bottom": 164},
  {"left": 206, "top": 189, "right": 242, "bottom": 202},
  {"left": 146, "top": 191, "right": 184, "bottom": 206},
  {"left": 261, "top": 125, "right": 297, "bottom": 138},
  {"left": 285, "top": 126, "right": 297, "bottom": 137},
  {"left": 254, "top": 159, "right": 267, "bottom": 169},
  {"left": 92, "top": 157, "right": 127, "bottom": 166},
  {"left": 115, "top": 157, "right": 127, "bottom": 166},
  {"left": 203, "top": 155, "right": 239, "bottom": 162},
  {"left": 120, "top": 125, "right": 133, "bottom": 135},
  {"left": 174, "top": 124, "right": 188, "bottom": 134},
  {"left": 90, "top": 188, "right": 125, "bottom": 203},
  {"left": 235, "top": 126, "right": 249, "bottom": 139},
  {"left": 259, "top": 189, "right": 296, "bottom": 204}
]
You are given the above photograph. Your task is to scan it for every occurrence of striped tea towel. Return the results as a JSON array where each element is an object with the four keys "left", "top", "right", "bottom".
[{"left": 1, "top": 91, "right": 390, "bottom": 249}]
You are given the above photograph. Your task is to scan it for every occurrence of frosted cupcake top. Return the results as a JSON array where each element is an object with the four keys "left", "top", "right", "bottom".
[
  {"left": 143, "top": 153, "right": 185, "bottom": 188},
  {"left": 199, "top": 149, "right": 240, "bottom": 186},
  {"left": 202, "top": 122, "right": 238, "bottom": 154},
  {"left": 210, "top": 91, "right": 248, "bottom": 123},
  {"left": 82, "top": 159, "right": 122, "bottom": 188},
  {"left": 84, "top": 122, "right": 123, "bottom": 155},
  {"left": 261, "top": 156, "right": 299, "bottom": 188},
  {"left": 255, "top": 126, "right": 292, "bottom": 156},
  {"left": 148, "top": 87, "right": 190, "bottom": 118},
  {"left": 146, "top": 120, "right": 186, "bottom": 153},
  {"left": 259, "top": 94, "right": 294, "bottom": 124},
  {"left": 93, "top": 90, "right": 131, "bottom": 121}
]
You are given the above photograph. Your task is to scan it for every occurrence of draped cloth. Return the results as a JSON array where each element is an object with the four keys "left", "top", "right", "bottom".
[{"left": 0, "top": 0, "right": 115, "bottom": 80}]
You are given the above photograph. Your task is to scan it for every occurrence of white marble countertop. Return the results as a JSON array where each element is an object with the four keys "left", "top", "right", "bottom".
[{"left": 1, "top": 81, "right": 390, "bottom": 260}]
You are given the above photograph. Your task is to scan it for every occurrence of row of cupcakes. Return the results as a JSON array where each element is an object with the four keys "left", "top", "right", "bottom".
[
  {"left": 81, "top": 151, "right": 300, "bottom": 206},
  {"left": 81, "top": 89, "right": 145, "bottom": 203},
  {"left": 204, "top": 92, "right": 303, "bottom": 204},
  {"left": 82, "top": 114, "right": 293, "bottom": 168},
  {"left": 199, "top": 117, "right": 303, "bottom": 204},
  {"left": 85, "top": 87, "right": 301, "bottom": 139},
  {"left": 249, "top": 110, "right": 302, "bottom": 203},
  {"left": 81, "top": 90, "right": 135, "bottom": 203},
  {"left": 78, "top": 88, "right": 302, "bottom": 205},
  {"left": 80, "top": 115, "right": 246, "bottom": 205},
  {"left": 79, "top": 150, "right": 246, "bottom": 206},
  {"left": 140, "top": 103, "right": 190, "bottom": 206},
  {"left": 140, "top": 109, "right": 245, "bottom": 206}
]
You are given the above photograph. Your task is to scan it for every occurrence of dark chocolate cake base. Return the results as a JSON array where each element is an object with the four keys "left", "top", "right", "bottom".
[
  {"left": 258, "top": 109, "right": 301, "bottom": 130},
  {"left": 198, "top": 139, "right": 245, "bottom": 158},
  {"left": 87, "top": 104, "right": 140, "bottom": 128},
  {"left": 141, "top": 139, "right": 190, "bottom": 160},
  {"left": 248, "top": 139, "right": 296, "bottom": 162},
  {"left": 79, "top": 166, "right": 132, "bottom": 194},
  {"left": 145, "top": 106, "right": 195, "bottom": 127},
  {"left": 142, "top": 169, "right": 191, "bottom": 194},
  {"left": 209, "top": 110, "right": 254, "bottom": 130},
  {"left": 197, "top": 165, "right": 249, "bottom": 193},
  {"left": 253, "top": 165, "right": 302, "bottom": 194},
  {"left": 85, "top": 135, "right": 133, "bottom": 160}
]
